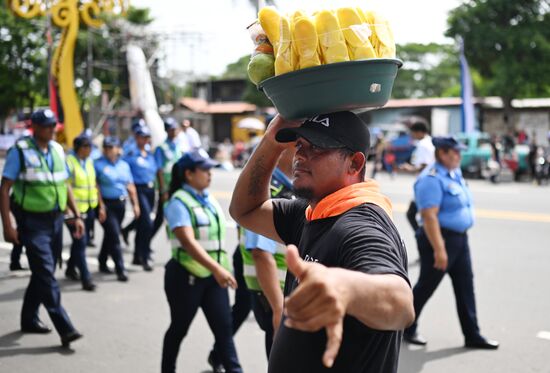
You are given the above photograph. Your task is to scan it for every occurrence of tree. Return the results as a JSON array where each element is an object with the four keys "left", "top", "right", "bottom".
[
  {"left": 446, "top": 0, "right": 550, "bottom": 127},
  {"left": 393, "top": 43, "right": 462, "bottom": 99},
  {"left": 72, "top": 6, "right": 161, "bottom": 116},
  {"left": 0, "top": 6, "right": 49, "bottom": 120},
  {"left": 220, "top": 54, "right": 272, "bottom": 107}
]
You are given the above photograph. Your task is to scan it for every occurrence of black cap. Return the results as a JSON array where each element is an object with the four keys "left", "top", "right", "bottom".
[
  {"left": 177, "top": 149, "right": 219, "bottom": 170},
  {"left": 73, "top": 134, "right": 92, "bottom": 150},
  {"left": 164, "top": 117, "right": 178, "bottom": 131},
  {"left": 103, "top": 136, "right": 121, "bottom": 147},
  {"left": 30, "top": 109, "right": 57, "bottom": 126},
  {"left": 432, "top": 136, "right": 467, "bottom": 151},
  {"left": 131, "top": 119, "right": 146, "bottom": 132},
  {"left": 275, "top": 111, "right": 370, "bottom": 154},
  {"left": 135, "top": 126, "right": 151, "bottom": 137}
]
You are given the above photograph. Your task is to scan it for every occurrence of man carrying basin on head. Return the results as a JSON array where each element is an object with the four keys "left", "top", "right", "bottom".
[{"left": 230, "top": 111, "right": 414, "bottom": 373}]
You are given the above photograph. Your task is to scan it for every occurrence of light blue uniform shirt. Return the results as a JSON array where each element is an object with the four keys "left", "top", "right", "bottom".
[
  {"left": 415, "top": 162, "right": 474, "bottom": 233},
  {"left": 123, "top": 150, "right": 158, "bottom": 185},
  {"left": 94, "top": 156, "right": 134, "bottom": 199},
  {"left": 2, "top": 138, "right": 68, "bottom": 180},
  {"left": 244, "top": 230, "right": 277, "bottom": 254},
  {"left": 165, "top": 184, "right": 216, "bottom": 230},
  {"left": 154, "top": 139, "right": 182, "bottom": 169}
]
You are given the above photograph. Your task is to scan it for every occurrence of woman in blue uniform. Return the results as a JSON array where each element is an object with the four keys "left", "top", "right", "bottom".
[
  {"left": 94, "top": 136, "right": 140, "bottom": 282},
  {"left": 161, "top": 149, "right": 242, "bottom": 373},
  {"left": 123, "top": 126, "right": 158, "bottom": 271},
  {"left": 404, "top": 137, "right": 499, "bottom": 349}
]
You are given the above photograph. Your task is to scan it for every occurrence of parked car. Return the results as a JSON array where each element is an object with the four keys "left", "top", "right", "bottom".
[{"left": 456, "top": 132, "right": 493, "bottom": 178}]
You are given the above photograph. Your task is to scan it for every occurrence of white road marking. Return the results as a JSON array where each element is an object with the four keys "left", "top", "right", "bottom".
[{"left": 536, "top": 331, "right": 550, "bottom": 341}]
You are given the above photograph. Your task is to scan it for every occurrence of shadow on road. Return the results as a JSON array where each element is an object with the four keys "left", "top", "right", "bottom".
[
  {"left": 0, "top": 286, "right": 25, "bottom": 303},
  {"left": 0, "top": 330, "right": 75, "bottom": 357},
  {"left": 399, "top": 345, "right": 471, "bottom": 373}
]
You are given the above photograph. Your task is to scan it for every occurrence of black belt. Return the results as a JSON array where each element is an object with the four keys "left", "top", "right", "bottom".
[
  {"left": 104, "top": 196, "right": 127, "bottom": 203},
  {"left": 135, "top": 182, "right": 154, "bottom": 189},
  {"left": 440, "top": 227, "right": 467, "bottom": 236},
  {"left": 19, "top": 210, "right": 62, "bottom": 219}
]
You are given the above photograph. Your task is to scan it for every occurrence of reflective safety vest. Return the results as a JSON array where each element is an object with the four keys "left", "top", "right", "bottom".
[
  {"left": 12, "top": 137, "right": 68, "bottom": 212},
  {"left": 239, "top": 171, "right": 293, "bottom": 291},
  {"left": 158, "top": 141, "right": 183, "bottom": 192},
  {"left": 66, "top": 154, "right": 98, "bottom": 213},
  {"left": 239, "top": 227, "right": 287, "bottom": 291},
  {"left": 168, "top": 189, "right": 230, "bottom": 278}
]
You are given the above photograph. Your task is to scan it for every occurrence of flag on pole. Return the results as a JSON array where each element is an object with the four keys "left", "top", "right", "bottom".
[{"left": 459, "top": 37, "right": 476, "bottom": 133}]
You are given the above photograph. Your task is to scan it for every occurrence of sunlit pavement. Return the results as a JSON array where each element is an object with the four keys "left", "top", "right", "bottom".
[{"left": 0, "top": 166, "right": 549, "bottom": 373}]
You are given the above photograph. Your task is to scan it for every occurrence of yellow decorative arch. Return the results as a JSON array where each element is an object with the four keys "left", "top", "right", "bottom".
[{"left": 8, "top": 0, "right": 127, "bottom": 146}]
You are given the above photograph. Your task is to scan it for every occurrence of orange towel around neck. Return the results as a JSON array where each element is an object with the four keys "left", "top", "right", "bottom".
[{"left": 305, "top": 181, "right": 393, "bottom": 221}]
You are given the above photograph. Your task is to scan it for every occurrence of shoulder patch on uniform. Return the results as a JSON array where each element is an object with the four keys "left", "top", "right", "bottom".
[
  {"left": 16, "top": 140, "right": 28, "bottom": 149},
  {"left": 428, "top": 167, "right": 437, "bottom": 176}
]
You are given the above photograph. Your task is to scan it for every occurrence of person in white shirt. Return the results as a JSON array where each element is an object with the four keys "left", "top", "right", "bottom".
[
  {"left": 399, "top": 120, "right": 435, "bottom": 232},
  {"left": 177, "top": 119, "right": 202, "bottom": 152}
]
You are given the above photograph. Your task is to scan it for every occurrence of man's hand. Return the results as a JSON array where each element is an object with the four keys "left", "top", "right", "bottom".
[
  {"left": 133, "top": 204, "right": 141, "bottom": 219},
  {"left": 433, "top": 248, "right": 448, "bottom": 271},
  {"left": 212, "top": 266, "right": 238, "bottom": 289},
  {"left": 4, "top": 225, "right": 19, "bottom": 244},
  {"left": 284, "top": 245, "right": 349, "bottom": 368},
  {"left": 73, "top": 218, "right": 85, "bottom": 239},
  {"left": 98, "top": 207, "right": 107, "bottom": 223},
  {"left": 264, "top": 114, "right": 302, "bottom": 143},
  {"left": 272, "top": 306, "right": 282, "bottom": 336},
  {"left": 161, "top": 191, "right": 169, "bottom": 204}
]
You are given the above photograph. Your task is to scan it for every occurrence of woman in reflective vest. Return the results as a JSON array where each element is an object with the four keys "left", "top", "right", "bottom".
[
  {"left": 65, "top": 133, "right": 105, "bottom": 291},
  {"left": 161, "top": 149, "right": 242, "bottom": 373}
]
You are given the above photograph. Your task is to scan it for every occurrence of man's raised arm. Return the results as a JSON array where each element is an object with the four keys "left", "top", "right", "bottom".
[{"left": 229, "top": 115, "right": 299, "bottom": 242}]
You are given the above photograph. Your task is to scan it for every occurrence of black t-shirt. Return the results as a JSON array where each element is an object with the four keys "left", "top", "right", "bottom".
[{"left": 268, "top": 199, "right": 410, "bottom": 373}]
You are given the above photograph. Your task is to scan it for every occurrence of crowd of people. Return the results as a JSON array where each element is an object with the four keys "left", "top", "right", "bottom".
[{"left": 0, "top": 109, "right": 500, "bottom": 373}]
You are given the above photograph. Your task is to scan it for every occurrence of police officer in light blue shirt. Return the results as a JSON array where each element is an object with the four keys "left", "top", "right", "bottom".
[
  {"left": 122, "top": 126, "right": 158, "bottom": 271},
  {"left": 95, "top": 136, "right": 140, "bottom": 282},
  {"left": 404, "top": 136, "right": 499, "bottom": 350},
  {"left": 0, "top": 109, "right": 84, "bottom": 347}
]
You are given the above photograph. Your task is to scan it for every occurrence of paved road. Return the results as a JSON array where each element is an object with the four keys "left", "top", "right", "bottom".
[{"left": 0, "top": 167, "right": 549, "bottom": 373}]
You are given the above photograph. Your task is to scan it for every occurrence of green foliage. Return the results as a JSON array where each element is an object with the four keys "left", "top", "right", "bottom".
[
  {"left": 73, "top": 6, "right": 160, "bottom": 110},
  {"left": 221, "top": 54, "right": 272, "bottom": 107},
  {"left": 125, "top": 6, "right": 154, "bottom": 25},
  {"left": 446, "top": 0, "right": 550, "bottom": 101},
  {"left": 393, "top": 43, "right": 461, "bottom": 98},
  {"left": 0, "top": 6, "right": 49, "bottom": 118}
]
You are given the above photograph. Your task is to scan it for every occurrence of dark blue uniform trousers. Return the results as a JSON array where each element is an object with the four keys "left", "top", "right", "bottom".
[
  {"left": 66, "top": 208, "right": 95, "bottom": 283},
  {"left": 211, "top": 248, "right": 252, "bottom": 365},
  {"left": 99, "top": 199, "right": 126, "bottom": 274},
  {"left": 251, "top": 291, "right": 275, "bottom": 358},
  {"left": 19, "top": 212, "right": 75, "bottom": 336},
  {"left": 162, "top": 259, "right": 242, "bottom": 373},
  {"left": 135, "top": 185, "right": 154, "bottom": 263},
  {"left": 406, "top": 228, "right": 481, "bottom": 341}
]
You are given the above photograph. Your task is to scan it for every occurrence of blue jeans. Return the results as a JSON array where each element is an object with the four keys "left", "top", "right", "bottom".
[
  {"left": 66, "top": 208, "right": 95, "bottom": 283},
  {"left": 406, "top": 228, "right": 481, "bottom": 341},
  {"left": 99, "top": 199, "right": 126, "bottom": 273},
  {"left": 161, "top": 259, "right": 242, "bottom": 373},
  {"left": 135, "top": 185, "right": 154, "bottom": 263},
  {"left": 19, "top": 212, "right": 75, "bottom": 336}
]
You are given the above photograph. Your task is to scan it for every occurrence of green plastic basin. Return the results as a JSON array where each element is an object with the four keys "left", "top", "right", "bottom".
[{"left": 259, "top": 58, "right": 402, "bottom": 119}]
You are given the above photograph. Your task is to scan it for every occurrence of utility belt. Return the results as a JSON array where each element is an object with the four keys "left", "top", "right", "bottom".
[
  {"left": 103, "top": 196, "right": 127, "bottom": 203},
  {"left": 420, "top": 226, "right": 467, "bottom": 237},
  {"left": 135, "top": 182, "right": 155, "bottom": 189},
  {"left": 11, "top": 202, "right": 62, "bottom": 219},
  {"left": 440, "top": 227, "right": 468, "bottom": 236}
]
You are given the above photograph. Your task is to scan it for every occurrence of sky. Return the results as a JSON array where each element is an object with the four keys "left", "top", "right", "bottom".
[{"left": 131, "top": 0, "right": 463, "bottom": 80}]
